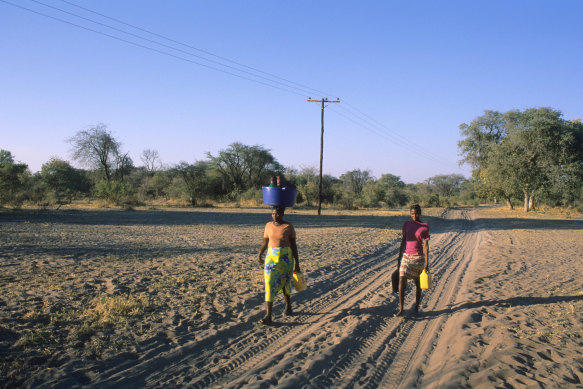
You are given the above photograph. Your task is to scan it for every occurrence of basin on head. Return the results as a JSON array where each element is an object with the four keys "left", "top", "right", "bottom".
[{"left": 262, "top": 186, "right": 297, "bottom": 207}]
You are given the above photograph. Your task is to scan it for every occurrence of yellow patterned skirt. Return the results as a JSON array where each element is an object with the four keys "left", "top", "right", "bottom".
[{"left": 264, "top": 246, "right": 294, "bottom": 302}]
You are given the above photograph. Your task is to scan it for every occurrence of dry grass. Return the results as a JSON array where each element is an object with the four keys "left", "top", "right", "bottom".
[{"left": 83, "top": 294, "right": 153, "bottom": 327}]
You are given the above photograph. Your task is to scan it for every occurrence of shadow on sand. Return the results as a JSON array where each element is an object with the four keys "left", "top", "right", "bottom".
[
  {"left": 409, "top": 294, "right": 583, "bottom": 321},
  {"left": 0, "top": 208, "right": 403, "bottom": 229},
  {"left": 2, "top": 208, "right": 582, "bottom": 232},
  {"left": 302, "top": 294, "right": 583, "bottom": 323}
]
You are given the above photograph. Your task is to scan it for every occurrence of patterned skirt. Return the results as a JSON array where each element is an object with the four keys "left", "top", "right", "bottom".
[
  {"left": 399, "top": 253, "right": 425, "bottom": 280},
  {"left": 264, "top": 246, "right": 294, "bottom": 302}
]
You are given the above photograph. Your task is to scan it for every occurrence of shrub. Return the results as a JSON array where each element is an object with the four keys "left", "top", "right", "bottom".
[{"left": 93, "top": 180, "right": 134, "bottom": 205}]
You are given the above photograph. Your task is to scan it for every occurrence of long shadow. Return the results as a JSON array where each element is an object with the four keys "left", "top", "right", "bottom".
[
  {"left": 466, "top": 217, "right": 583, "bottom": 232},
  {"left": 2, "top": 208, "right": 581, "bottom": 235},
  {"left": 0, "top": 243, "right": 253, "bottom": 261},
  {"left": 411, "top": 294, "right": 583, "bottom": 320},
  {"left": 436, "top": 206, "right": 583, "bottom": 232},
  {"left": 331, "top": 294, "right": 583, "bottom": 323},
  {"left": 0, "top": 208, "right": 409, "bottom": 229}
]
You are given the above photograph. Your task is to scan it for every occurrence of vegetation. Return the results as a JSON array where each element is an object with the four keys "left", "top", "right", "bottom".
[
  {"left": 459, "top": 108, "right": 583, "bottom": 211},
  {"left": 2, "top": 110, "right": 582, "bottom": 211}
]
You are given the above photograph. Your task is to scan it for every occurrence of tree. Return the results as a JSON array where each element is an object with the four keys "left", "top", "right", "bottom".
[
  {"left": 426, "top": 174, "right": 466, "bottom": 197},
  {"left": 207, "top": 142, "right": 283, "bottom": 193},
  {"left": 174, "top": 161, "right": 211, "bottom": 206},
  {"left": 289, "top": 166, "right": 319, "bottom": 205},
  {"left": 340, "top": 169, "right": 372, "bottom": 195},
  {"left": 0, "top": 150, "right": 30, "bottom": 206},
  {"left": 113, "top": 152, "right": 134, "bottom": 182},
  {"left": 458, "top": 110, "right": 506, "bottom": 169},
  {"left": 150, "top": 171, "right": 172, "bottom": 199},
  {"left": 0, "top": 150, "right": 14, "bottom": 166},
  {"left": 141, "top": 149, "right": 161, "bottom": 174},
  {"left": 377, "top": 173, "right": 408, "bottom": 207},
  {"left": 459, "top": 108, "right": 583, "bottom": 211},
  {"left": 69, "top": 124, "right": 121, "bottom": 182},
  {"left": 477, "top": 144, "right": 520, "bottom": 209},
  {"left": 41, "top": 157, "right": 89, "bottom": 204}
]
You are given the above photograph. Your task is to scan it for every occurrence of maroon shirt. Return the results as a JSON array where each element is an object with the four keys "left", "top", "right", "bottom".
[{"left": 402, "top": 220, "right": 430, "bottom": 254}]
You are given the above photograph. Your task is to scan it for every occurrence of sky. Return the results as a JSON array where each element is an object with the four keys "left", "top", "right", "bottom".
[{"left": 1, "top": 0, "right": 582, "bottom": 184}]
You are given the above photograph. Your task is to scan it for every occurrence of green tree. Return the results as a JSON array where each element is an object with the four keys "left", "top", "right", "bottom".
[
  {"left": 207, "top": 142, "right": 283, "bottom": 194},
  {"left": 459, "top": 108, "right": 583, "bottom": 211},
  {"left": 341, "top": 169, "right": 372, "bottom": 195},
  {"left": 41, "top": 157, "right": 90, "bottom": 205},
  {"left": 150, "top": 171, "right": 172, "bottom": 199},
  {"left": 0, "top": 150, "right": 15, "bottom": 166},
  {"left": 377, "top": 173, "right": 408, "bottom": 207},
  {"left": 288, "top": 167, "right": 320, "bottom": 206},
  {"left": 0, "top": 150, "right": 30, "bottom": 206},
  {"left": 174, "top": 161, "right": 211, "bottom": 206},
  {"left": 426, "top": 174, "right": 466, "bottom": 197},
  {"left": 458, "top": 110, "right": 506, "bottom": 168}
]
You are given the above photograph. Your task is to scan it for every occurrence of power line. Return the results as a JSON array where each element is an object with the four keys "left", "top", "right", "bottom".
[
  {"left": 57, "top": 0, "right": 333, "bottom": 99},
  {"left": 1, "top": 0, "right": 311, "bottom": 97},
  {"left": 328, "top": 106, "right": 460, "bottom": 171},
  {"left": 26, "top": 0, "right": 324, "bottom": 98},
  {"left": 335, "top": 101, "right": 458, "bottom": 168}
]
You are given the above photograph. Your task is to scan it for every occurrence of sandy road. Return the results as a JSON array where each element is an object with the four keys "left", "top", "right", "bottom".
[{"left": 87, "top": 208, "right": 483, "bottom": 388}]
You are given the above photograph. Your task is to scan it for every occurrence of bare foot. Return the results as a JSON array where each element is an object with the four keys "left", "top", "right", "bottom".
[
  {"left": 259, "top": 316, "right": 273, "bottom": 325},
  {"left": 284, "top": 306, "right": 293, "bottom": 316},
  {"left": 396, "top": 310, "right": 403, "bottom": 317}
]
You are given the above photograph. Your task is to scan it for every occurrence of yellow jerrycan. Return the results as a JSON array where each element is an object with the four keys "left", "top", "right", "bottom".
[
  {"left": 420, "top": 269, "right": 432, "bottom": 289},
  {"left": 293, "top": 271, "right": 307, "bottom": 291}
]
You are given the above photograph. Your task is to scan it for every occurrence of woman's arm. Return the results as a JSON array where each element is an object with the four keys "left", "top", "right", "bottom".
[
  {"left": 397, "top": 236, "right": 406, "bottom": 269},
  {"left": 290, "top": 236, "right": 300, "bottom": 273},
  {"left": 258, "top": 237, "right": 269, "bottom": 265},
  {"left": 423, "top": 239, "right": 429, "bottom": 271}
]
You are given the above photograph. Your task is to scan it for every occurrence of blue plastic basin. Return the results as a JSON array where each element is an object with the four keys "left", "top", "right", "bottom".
[{"left": 262, "top": 186, "right": 297, "bottom": 207}]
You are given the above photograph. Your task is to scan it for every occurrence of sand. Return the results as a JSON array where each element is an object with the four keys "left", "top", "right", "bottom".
[{"left": 0, "top": 206, "right": 582, "bottom": 388}]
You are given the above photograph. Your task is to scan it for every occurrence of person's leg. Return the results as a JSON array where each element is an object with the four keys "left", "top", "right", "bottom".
[
  {"left": 414, "top": 277, "right": 421, "bottom": 313},
  {"left": 283, "top": 293, "right": 293, "bottom": 315},
  {"left": 261, "top": 301, "right": 273, "bottom": 324},
  {"left": 262, "top": 275, "right": 274, "bottom": 324},
  {"left": 398, "top": 276, "right": 407, "bottom": 316}
]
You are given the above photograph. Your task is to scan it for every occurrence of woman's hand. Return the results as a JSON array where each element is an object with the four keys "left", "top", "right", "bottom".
[{"left": 258, "top": 237, "right": 269, "bottom": 266}]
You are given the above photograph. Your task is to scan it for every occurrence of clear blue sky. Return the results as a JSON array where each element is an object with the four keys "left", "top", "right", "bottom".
[{"left": 1, "top": 0, "right": 582, "bottom": 183}]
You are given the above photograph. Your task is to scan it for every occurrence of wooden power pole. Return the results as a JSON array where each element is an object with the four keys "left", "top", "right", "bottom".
[{"left": 308, "top": 98, "right": 340, "bottom": 215}]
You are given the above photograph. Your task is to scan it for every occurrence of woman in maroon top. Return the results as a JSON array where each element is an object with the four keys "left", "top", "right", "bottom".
[{"left": 396, "top": 204, "right": 430, "bottom": 316}]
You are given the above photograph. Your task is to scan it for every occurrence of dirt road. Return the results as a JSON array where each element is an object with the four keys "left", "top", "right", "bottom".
[{"left": 86, "top": 208, "right": 485, "bottom": 388}]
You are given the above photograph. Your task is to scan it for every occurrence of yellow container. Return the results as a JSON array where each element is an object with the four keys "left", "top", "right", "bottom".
[
  {"left": 420, "top": 269, "right": 431, "bottom": 289},
  {"left": 293, "top": 272, "right": 307, "bottom": 291}
]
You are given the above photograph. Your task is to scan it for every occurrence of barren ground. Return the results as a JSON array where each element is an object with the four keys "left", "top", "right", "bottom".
[{"left": 1, "top": 206, "right": 582, "bottom": 388}]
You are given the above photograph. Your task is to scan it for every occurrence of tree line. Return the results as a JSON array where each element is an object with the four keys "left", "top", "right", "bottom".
[
  {"left": 2, "top": 107, "right": 582, "bottom": 211},
  {"left": 458, "top": 107, "right": 583, "bottom": 211}
]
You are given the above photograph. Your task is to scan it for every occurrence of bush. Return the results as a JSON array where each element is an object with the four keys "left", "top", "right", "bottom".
[
  {"left": 93, "top": 180, "right": 135, "bottom": 205},
  {"left": 423, "top": 194, "right": 441, "bottom": 208}
]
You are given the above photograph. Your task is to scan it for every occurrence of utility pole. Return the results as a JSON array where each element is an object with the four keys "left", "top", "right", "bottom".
[{"left": 307, "top": 97, "right": 340, "bottom": 215}]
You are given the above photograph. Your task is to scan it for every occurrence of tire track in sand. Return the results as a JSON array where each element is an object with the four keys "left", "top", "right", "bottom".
[
  {"left": 92, "top": 208, "right": 481, "bottom": 388},
  {"left": 217, "top": 208, "right": 481, "bottom": 388},
  {"left": 91, "top": 238, "right": 401, "bottom": 388}
]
